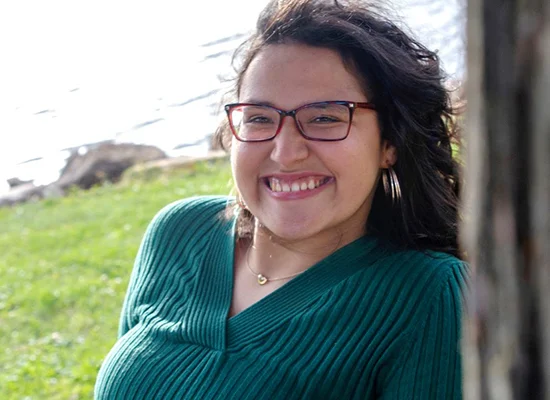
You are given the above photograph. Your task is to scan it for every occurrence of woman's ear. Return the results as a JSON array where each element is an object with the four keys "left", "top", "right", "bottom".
[{"left": 380, "top": 141, "right": 397, "bottom": 168}]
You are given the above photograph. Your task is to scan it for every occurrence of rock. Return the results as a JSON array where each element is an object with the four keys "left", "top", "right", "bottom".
[
  {"left": 123, "top": 150, "right": 228, "bottom": 181},
  {"left": 0, "top": 183, "right": 45, "bottom": 207},
  {"left": 56, "top": 142, "right": 167, "bottom": 190},
  {"left": 42, "top": 184, "right": 64, "bottom": 199},
  {"left": 7, "top": 177, "right": 34, "bottom": 189}
]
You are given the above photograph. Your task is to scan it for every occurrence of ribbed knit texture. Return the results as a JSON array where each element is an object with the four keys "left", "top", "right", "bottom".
[{"left": 95, "top": 196, "right": 468, "bottom": 400}]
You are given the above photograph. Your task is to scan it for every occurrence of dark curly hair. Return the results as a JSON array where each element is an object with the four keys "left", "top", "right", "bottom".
[{"left": 214, "top": 0, "right": 462, "bottom": 258}]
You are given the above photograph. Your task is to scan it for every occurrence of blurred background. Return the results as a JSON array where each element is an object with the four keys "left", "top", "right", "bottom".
[{"left": 0, "top": 0, "right": 465, "bottom": 194}]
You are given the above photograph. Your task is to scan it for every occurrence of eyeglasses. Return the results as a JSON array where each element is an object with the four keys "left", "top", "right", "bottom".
[{"left": 224, "top": 100, "right": 376, "bottom": 142}]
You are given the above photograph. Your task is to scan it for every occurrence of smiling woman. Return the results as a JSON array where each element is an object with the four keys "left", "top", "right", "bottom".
[
  {"left": 229, "top": 44, "right": 392, "bottom": 247},
  {"left": 95, "top": 0, "right": 468, "bottom": 399}
]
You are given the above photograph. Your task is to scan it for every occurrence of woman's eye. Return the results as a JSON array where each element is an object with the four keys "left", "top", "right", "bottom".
[
  {"left": 311, "top": 115, "right": 341, "bottom": 123},
  {"left": 245, "top": 115, "right": 274, "bottom": 124}
]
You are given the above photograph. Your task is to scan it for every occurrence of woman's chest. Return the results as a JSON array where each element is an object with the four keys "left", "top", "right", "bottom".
[{"left": 95, "top": 317, "right": 381, "bottom": 400}]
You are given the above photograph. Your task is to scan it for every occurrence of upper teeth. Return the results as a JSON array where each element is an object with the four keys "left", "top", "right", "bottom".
[{"left": 269, "top": 177, "right": 326, "bottom": 193}]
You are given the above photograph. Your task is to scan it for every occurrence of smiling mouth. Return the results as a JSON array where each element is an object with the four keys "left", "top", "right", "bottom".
[{"left": 264, "top": 176, "right": 332, "bottom": 193}]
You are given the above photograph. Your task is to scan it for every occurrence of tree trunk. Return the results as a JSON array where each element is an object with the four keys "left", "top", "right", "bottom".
[{"left": 463, "top": 0, "right": 550, "bottom": 398}]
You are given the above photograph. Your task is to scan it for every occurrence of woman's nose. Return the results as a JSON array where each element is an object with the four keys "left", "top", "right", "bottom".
[{"left": 269, "top": 116, "right": 309, "bottom": 167}]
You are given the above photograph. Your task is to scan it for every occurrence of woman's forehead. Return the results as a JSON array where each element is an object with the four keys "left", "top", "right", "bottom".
[{"left": 238, "top": 43, "right": 367, "bottom": 105}]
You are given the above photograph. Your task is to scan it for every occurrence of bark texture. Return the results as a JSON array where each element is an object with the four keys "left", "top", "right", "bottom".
[{"left": 463, "top": 0, "right": 550, "bottom": 398}]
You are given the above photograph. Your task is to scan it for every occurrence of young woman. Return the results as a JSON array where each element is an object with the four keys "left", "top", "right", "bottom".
[{"left": 95, "top": 0, "right": 468, "bottom": 398}]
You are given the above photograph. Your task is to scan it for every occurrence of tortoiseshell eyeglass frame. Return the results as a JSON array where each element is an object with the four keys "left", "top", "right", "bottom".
[{"left": 224, "top": 100, "right": 376, "bottom": 142}]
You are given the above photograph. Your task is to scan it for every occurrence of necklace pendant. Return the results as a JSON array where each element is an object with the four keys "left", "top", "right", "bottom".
[{"left": 257, "top": 274, "right": 268, "bottom": 285}]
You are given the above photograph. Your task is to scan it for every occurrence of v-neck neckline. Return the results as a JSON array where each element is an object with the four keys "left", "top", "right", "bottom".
[{"left": 214, "top": 215, "right": 381, "bottom": 349}]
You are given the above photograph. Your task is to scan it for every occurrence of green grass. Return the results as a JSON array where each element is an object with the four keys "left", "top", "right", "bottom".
[{"left": 0, "top": 157, "right": 233, "bottom": 399}]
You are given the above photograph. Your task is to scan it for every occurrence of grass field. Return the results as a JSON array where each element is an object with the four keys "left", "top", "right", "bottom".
[{"left": 0, "top": 157, "right": 233, "bottom": 399}]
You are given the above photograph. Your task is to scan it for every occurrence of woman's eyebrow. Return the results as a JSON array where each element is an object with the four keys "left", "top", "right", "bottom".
[{"left": 240, "top": 99, "right": 277, "bottom": 107}]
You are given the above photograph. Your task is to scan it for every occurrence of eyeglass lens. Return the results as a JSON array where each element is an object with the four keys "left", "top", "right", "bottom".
[{"left": 230, "top": 103, "right": 351, "bottom": 141}]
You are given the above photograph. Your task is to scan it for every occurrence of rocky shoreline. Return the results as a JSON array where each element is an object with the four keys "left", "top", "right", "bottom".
[{"left": 0, "top": 142, "right": 227, "bottom": 207}]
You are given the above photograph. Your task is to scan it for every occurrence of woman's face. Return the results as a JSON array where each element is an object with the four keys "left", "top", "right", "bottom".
[{"left": 231, "top": 43, "right": 395, "bottom": 246}]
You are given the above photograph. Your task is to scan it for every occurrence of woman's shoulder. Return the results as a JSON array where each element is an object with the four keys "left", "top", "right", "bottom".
[
  {"left": 152, "top": 195, "right": 234, "bottom": 222},
  {"left": 364, "top": 244, "right": 470, "bottom": 314},
  {"left": 148, "top": 195, "right": 234, "bottom": 229},
  {"left": 141, "top": 195, "right": 235, "bottom": 248},
  {"left": 374, "top": 243, "right": 469, "bottom": 286}
]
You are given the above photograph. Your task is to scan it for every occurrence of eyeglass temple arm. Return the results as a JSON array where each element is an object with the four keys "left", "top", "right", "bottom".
[{"left": 354, "top": 102, "right": 376, "bottom": 110}]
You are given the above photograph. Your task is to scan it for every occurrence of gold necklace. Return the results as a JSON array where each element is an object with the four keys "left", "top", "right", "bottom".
[{"left": 245, "top": 245, "right": 307, "bottom": 285}]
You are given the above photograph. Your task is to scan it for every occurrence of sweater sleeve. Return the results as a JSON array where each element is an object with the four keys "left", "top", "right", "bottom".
[
  {"left": 380, "top": 261, "right": 469, "bottom": 400},
  {"left": 117, "top": 196, "right": 230, "bottom": 338},
  {"left": 117, "top": 199, "right": 183, "bottom": 338}
]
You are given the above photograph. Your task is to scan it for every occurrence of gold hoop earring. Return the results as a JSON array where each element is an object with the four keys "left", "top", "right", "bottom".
[{"left": 382, "top": 167, "right": 402, "bottom": 206}]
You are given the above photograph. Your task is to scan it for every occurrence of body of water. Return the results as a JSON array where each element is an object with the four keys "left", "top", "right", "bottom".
[{"left": 0, "top": 0, "right": 464, "bottom": 194}]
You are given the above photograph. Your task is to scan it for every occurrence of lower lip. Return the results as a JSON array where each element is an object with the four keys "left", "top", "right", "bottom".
[{"left": 263, "top": 178, "right": 334, "bottom": 200}]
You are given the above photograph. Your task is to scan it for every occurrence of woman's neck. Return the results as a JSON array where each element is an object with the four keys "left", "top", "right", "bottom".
[{"left": 245, "top": 222, "right": 364, "bottom": 279}]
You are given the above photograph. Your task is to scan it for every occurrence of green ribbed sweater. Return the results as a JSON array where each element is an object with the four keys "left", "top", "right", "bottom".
[{"left": 95, "top": 196, "right": 468, "bottom": 399}]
